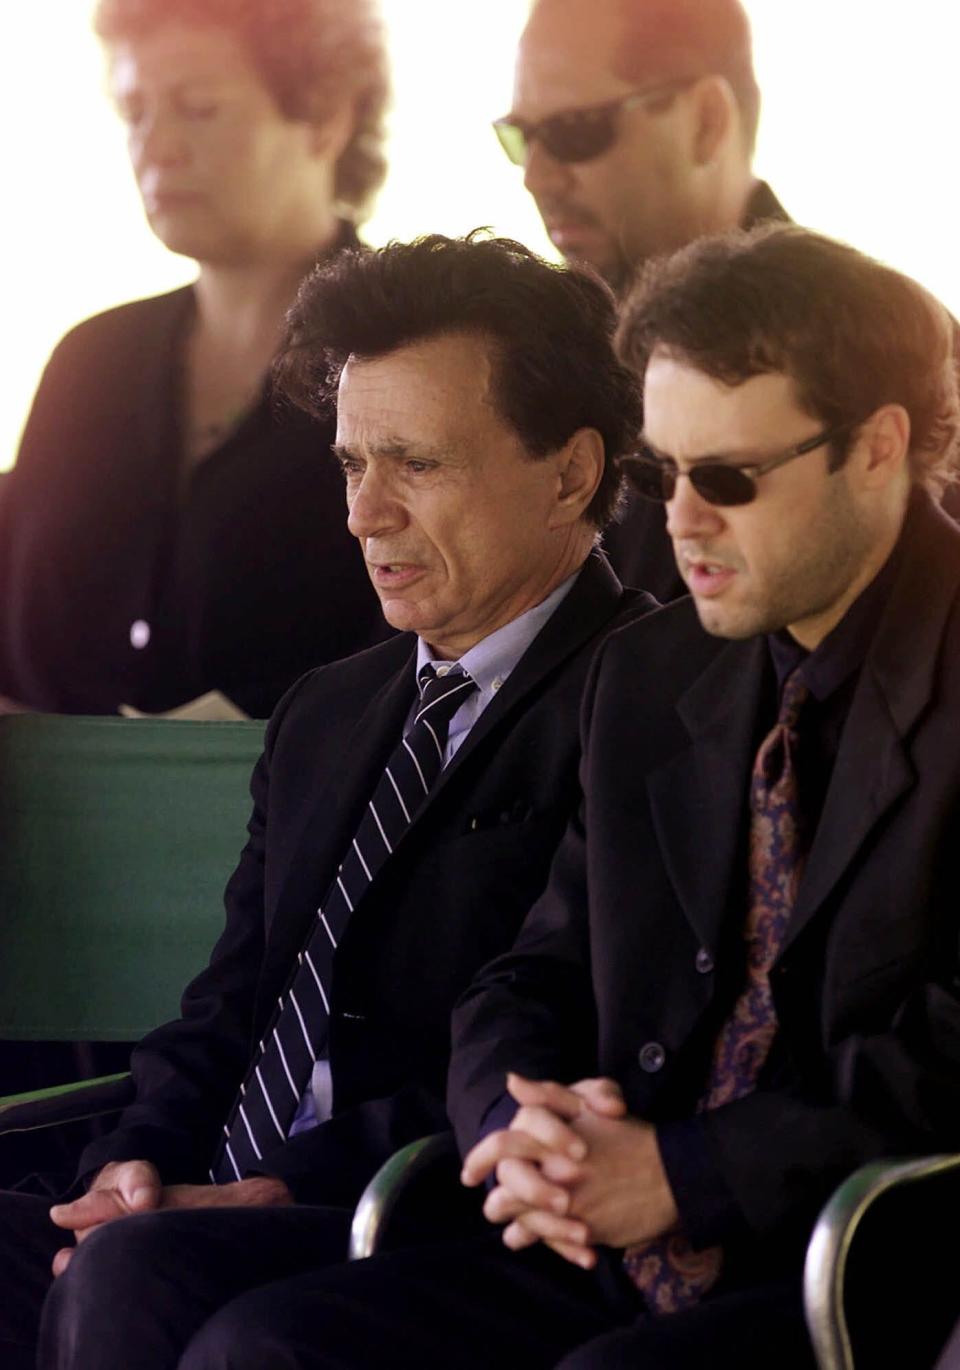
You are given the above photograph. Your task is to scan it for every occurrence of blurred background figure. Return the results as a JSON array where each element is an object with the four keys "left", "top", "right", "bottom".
[
  {"left": 0, "top": 0, "right": 392, "bottom": 719},
  {"left": 496, "top": 0, "right": 781, "bottom": 600}
]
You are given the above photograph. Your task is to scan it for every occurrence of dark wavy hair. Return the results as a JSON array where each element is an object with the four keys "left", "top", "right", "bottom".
[
  {"left": 618, "top": 223, "right": 960, "bottom": 490},
  {"left": 275, "top": 231, "right": 644, "bottom": 529},
  {"left": 94, "top": 0, "right": 390, "bottom": 219}
]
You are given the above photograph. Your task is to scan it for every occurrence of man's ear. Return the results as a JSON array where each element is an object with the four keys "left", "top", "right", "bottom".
[
  {"left": 689, "top": 75, "right": 737, "bottom": 167},
  {"left": 549, "top": 428, "right": 605, "bottom": 527},
  {"left": 308, "top": 99, "right": 355, "bottom": 163},
  {"left": 856, "top": 404, "right": 912, "bottom": 489}
]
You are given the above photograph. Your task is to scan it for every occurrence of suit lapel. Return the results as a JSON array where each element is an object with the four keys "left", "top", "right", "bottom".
[
  {"left": 418, "top": 552, "right": 628, "bottom": 808},
  {"left": 787, "top": 498, "right": 960, "bottom": 944},
  {"left": 646, "top": 636, "right": 767, "bottom": 952},
  {"left": 264, "top": 644, "right": 418, "bottom": 973}
]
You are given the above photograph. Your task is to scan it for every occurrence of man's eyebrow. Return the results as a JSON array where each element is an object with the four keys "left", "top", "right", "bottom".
[
  {"left": 639, "top": 434, "right": 768, "bottom": 466},
  {"left": 331, "top": 439, "right": 449, "bottom": 462}
]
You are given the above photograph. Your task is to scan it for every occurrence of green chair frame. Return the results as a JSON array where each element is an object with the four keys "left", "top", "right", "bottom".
[
  {"left": 352, "top": 1136, "right": 960, "bottom": 1368},
  {"left": 804, "top": 1154, "right": 960, "bottom": 1370}
]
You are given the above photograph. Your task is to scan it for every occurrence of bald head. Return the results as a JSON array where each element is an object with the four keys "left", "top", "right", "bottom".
[{"left": 510, "top": 0, "right": 760, "bottom": 288}]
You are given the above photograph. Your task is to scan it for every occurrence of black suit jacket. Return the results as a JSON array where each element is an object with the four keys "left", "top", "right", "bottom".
[
  {"left": 450, "top": 495, "right": 960, "bottom": 1266},
  {"left": 0, "top": 264, "right": 386, "bottom": 717},
  {"left": 78, "top": 553, "right": 656, "bottom": 1204}
]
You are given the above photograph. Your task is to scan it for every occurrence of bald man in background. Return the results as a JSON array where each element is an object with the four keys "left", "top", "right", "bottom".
[{"left": 495, "top": 0, "right": 785, "bottom": 599}]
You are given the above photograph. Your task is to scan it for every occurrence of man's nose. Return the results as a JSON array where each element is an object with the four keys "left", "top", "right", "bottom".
[
  {"left": 665, "top": 473, "right": 726, "bottom": 542},
  {"left": 523, "top": 137, "right": 575, "bottom": 200},
  {"left": 346, "top": 469, "right": 404, "bottom": 540}
]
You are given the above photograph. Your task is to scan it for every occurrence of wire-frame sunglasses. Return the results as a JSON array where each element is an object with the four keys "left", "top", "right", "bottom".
[{"left": 622, "top": 424, "right": 856, "bottom": 508}]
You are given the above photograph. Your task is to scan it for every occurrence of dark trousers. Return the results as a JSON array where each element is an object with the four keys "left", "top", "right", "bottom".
[
  {"left": 165, "top": 1235, "right": 813, "bottom": 1370},
  {"left": 0, "top": 1190, "right": 353, "bottom": 1370},
  {"left": 0, "top": 1185, "right": 818, "bottom": 1370},
  {"left": 8, "top": 1191, "right": 814, "bottom": 1370}
]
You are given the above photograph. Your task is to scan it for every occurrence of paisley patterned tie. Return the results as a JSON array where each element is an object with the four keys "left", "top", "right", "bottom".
[{"left": 624, "top": 670, "right": 810, "bottom": 1314}]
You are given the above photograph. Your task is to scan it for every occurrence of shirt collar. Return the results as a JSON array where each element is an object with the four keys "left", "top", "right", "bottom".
[{"left": 416, "top": 570, "right": 580, "bottom": 705}]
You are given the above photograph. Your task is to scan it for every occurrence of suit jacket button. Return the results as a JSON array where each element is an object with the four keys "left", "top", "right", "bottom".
[
  {"left": 695, "top": 948, "right": 714, "bottom": 974},
  {"left": 638, "top": 1042, "right": 666, "bottom": 1073}
]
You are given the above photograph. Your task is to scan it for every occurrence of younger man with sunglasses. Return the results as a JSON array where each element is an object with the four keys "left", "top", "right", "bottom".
[
  {"left": 249, "top": 225, "right": 960, "bottom": 1368},
  {"left": 496, "top": 0, "right": 784, "bottom": 601}
]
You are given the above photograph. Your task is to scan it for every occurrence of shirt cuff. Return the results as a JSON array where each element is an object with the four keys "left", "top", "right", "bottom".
[{"left": 656, "top": 1117, "right": 748, "bottom": 1249}]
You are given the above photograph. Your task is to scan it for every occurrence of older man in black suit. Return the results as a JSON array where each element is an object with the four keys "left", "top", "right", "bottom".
[
  {"left": 226, "top": 226, "right": 960, "bottom": 1369},
  {"left": 0, "top": 234, "right": 656, "bottom": 1370}
]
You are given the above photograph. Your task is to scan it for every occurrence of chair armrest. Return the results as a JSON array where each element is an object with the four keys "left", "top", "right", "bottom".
[
  {"left": 0, "top": 1072, "right": 134, "bottom": 1135},
  {"left": 349, "top": 1131, "right": 459, "bottom": 1261},
  {"left": 804, "top": 1154, "right": 960, "bottom": 1370}
]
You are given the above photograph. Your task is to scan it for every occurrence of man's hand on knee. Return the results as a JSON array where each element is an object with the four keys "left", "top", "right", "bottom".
[{"left": 49, "top": 1160, "right": 162, "bottom": 1276}]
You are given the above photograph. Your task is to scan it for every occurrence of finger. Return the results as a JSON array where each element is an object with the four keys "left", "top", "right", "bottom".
[
  {"left": 544, "top": 1237, "right": 598, "bottom": 1270},
  {"left": 506, "top": 1074, "right": 587, "bottom": 1122},
  {"left": 482, "top": 1185, "right": 528, "bottom": 1224},
  {"left": 494, "top": 1157, "right": 571, "bottom": 1215},
  {"left": 501, "top": 1208, "right": 592, "bottom": 1250},
  {"left": 571, "top": 1077, "right": 627, "bottom": 1118},
  {"left": 51, "top": 1246, "right": 74, "bottom": 1278},
  {"left": 501, "top": 1219, "right": 539, "bottom": 1251},
  {"left": 49, "top": 1192, "right": 120, "bottom": 1231},
  {"left": 510, "top": 1104, "right": 587, "bottom": 1165},
  {"left": 483, "top": 1174, "right": 570, "bottom": 1226},
  {"left": 462, "top": 1129, "right": 559, "bottom": 1187},
  {"left": 116, "top": 1161, "right": 162, "bottom": 1212}
]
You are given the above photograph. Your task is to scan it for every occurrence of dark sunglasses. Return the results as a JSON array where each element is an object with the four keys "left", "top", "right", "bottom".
[
  {"left": 493, "top": 81, "right": 692, "bottom": 166},
  {"left": 623, "top": 425, "right": 854, "bottom": 508}
]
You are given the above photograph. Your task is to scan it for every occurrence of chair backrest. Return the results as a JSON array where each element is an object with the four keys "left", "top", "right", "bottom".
[{"left": 0, "top": 714, "right": 265, "bottom": 1041}]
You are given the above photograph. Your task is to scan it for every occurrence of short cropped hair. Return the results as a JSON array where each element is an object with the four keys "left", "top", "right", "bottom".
[
  {"left": 613, "top": 0, "right": 760, "bottom": 152},
  {"left": 94, "top": 0, "right": 389, "bottom": 219},
  {"left": 276, "top": 232, "right": 644, "bottom": 528},
  {"left": 618, "top": 223, "right": 960, "bottom": 490}
]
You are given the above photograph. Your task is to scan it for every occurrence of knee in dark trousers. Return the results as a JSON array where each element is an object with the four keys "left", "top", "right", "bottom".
[{"left": 39, "top": 1211, "right": 219, "bottom": 1370}]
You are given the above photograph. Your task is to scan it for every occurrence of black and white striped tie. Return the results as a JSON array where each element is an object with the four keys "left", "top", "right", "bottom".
[{"left": 211, "top": 664, "right": 478, "bottom": 1182}]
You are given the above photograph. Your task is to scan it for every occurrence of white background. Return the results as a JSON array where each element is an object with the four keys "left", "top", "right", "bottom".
[{"left": 2, "top": 0, "right": 957, "bottom": 468}]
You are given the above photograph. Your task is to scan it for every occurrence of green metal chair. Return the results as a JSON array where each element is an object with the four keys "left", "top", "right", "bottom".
[
  {"left": 348, "top": 1131, "right": 491, "bottom": 1260},
  {"left": 804, "top": 1154, "right": 960, "bottom": 1368},
  {"left": 354, "top": 1137, "right": 960, "bottom": 1367},
  {"left": 0, "top": 713, "right": 264, "bottom": 1139}
]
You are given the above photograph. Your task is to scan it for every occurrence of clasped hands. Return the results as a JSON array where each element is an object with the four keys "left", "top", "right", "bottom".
[
  {"left": 461, "top": 1073, "right": 678, "bottom": 1269},
  {"left": 47, "top": 1162, "right": 292, "bottom": 1277}
]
